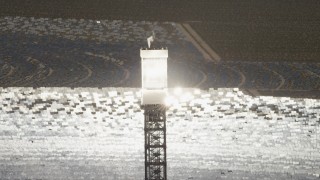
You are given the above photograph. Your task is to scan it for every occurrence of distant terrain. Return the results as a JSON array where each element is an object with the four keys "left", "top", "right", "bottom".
[{"left": 1, "top": 0, "right": 320, "bottom": 61}]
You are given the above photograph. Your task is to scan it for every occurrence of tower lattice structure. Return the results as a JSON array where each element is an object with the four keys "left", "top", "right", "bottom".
[{"left": 143, "top": 104, "right": 167, "bottom": 180}]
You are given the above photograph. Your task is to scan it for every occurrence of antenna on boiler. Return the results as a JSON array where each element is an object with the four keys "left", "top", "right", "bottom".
[{"left": 147, "top": 31, "right": 155, "bottom": 48}]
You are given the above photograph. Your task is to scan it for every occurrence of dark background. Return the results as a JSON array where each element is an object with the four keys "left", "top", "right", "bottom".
[{"left": 1, "top": 0, "right": 320, "bottom": 62}]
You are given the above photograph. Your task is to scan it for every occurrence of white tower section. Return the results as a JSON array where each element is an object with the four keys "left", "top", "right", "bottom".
[{"left": 141, "top": 49, "right": 168, "bottom": 105}]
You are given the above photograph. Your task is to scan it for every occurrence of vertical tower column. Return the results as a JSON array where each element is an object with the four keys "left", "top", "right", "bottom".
[
  {"left": 144, "top": 104, "right": 167, "bottom": 180},
  {"left": 140, "top": 48, "right": 168, "bottom": 180}
]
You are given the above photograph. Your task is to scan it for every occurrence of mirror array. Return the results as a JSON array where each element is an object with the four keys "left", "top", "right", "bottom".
[
  {"left": 0, "top": 87, "right": 319, "bottom": 179},
  {"left": 0, "top": 17, "right": 319, "bottom": 91}
]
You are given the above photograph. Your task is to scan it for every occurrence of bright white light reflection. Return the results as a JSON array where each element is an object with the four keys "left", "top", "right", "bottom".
[
  {"left": 194, "top": 88, "right": 201, "bottom": 95},
  {"left": 145, "top": 67, "right": 163, "bottom": 79},
  {"left": 174, "top": 87, "right": 182, "bottom": 95},
  {"left": 164, "top": 96, "right": 178, "bottom": 106},
  {"left": 142, "top": 59, "right": 167, "bottom": 89},
  {"left": 180, "top": 92, "right": 193, "bottom": 102},
  {"left": 166, "top": 89, "right": 196, "bottom": 105}
]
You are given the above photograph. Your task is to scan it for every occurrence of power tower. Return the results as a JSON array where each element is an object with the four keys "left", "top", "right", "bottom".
[
  {"left": 143, "top": 104, "right": 167, "bottom": 180},
  {"left": 140, "top": 48, "right": 168, "bottom": 180}
]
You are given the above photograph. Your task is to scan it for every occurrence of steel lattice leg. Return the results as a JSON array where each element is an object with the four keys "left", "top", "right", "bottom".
[{"left": 143, "top": 105, "right": 167, "bottom": 180}]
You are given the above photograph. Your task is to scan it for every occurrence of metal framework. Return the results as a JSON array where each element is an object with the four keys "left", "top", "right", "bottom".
[{"left": 143, "top": 104, "right": 167, "bottom": 180}]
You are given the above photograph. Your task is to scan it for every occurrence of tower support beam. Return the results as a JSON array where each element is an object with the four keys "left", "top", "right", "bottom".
[{"left": 143, "top": 104, "right": 167, "bottom": 180}]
